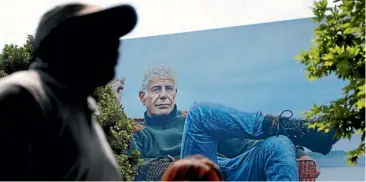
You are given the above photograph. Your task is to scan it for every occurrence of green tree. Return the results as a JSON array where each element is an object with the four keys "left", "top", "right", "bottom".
[
  {"left": 295, "top": 0, "right": 365, "bottom": 164},
  {"left": 0, "top": 35, "right": 34, "bottom": 76},
  {"left": 0, "top": 35, "right": 141, "bottom": 179},
  {"left": 92, "top": 86, "right": 141, "bottom": 180}
]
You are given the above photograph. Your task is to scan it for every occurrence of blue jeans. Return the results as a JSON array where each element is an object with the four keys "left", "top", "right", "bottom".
[{"left": 180, "top": 102, "right": 298, "bottom": 181}]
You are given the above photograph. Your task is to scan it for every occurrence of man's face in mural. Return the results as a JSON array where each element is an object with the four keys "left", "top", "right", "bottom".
[{"left": 139, "top": 78, "right": 177, "bottom": 116}]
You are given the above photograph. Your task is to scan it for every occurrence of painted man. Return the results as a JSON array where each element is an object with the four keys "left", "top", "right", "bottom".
[{"left": 112, "top": 65, "right": 338, "bottom": 181}]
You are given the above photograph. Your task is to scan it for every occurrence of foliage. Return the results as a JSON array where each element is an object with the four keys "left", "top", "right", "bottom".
[
  {"left": 0, "top": 35, "right": 34, "bottom": 76},
  {"left": 92, "top": 84, "right": 142, "bottom": 180},
  {"left": 0, "top": 35, "right": 141, "bottom": 179},
  {"left": 295, "top": 0, "right": 365, "bottom": 164}
]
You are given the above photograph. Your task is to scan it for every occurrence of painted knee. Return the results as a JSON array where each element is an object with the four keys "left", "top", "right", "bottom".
[
  {"left": 186, "top": 102, "right": 204, "bottom": 128},
  {"left": 260, "top": 136, "right": 299, "bottom": 181},
  {"left": 187, "top": 102, "right": 217, "bottom": 127},
  {"left": 188, "top": 102, "right": 213, "bottom": 118},
  {"left": 262, "top": 135, "right": 296, "bottom": 159}
]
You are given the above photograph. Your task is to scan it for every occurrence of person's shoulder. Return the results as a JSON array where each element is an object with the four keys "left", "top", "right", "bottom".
[
  {"left": 0, "top": 70, "right": 42, "bottom": 85},
  {"left": 0, "top": 70, "right": 45, "bottom": 102},
  {"left": 0, "top": 73, "right": 36, "bottom": 100},
  {"left": 0, "top": 72, "right": 47, "bottom": 134},
  {"left": 0, "top": 71, "right": 46, "bottom": 112},
  {"left": 0, "top": 75, "right": 44, "bottom": 122},
  {"left": 0, "top": 83, "right": 31, "bottom": 101}
]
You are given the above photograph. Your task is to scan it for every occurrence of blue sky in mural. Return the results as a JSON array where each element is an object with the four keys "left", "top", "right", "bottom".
[{"left": 115, "top": 17, "right": 359, "bottom": 151}]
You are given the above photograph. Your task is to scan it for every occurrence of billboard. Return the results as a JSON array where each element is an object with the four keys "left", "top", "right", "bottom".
[
  {"left": 116, "top": 17, "right": 364, "bottom": 181},
  {"left": 117, "top": 18, "right": 344, "bottom": 118}
]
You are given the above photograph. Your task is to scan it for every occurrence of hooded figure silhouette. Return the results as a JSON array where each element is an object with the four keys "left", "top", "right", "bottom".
[{"left": 0, "top": 3, "right": 137, "bottom": 181}]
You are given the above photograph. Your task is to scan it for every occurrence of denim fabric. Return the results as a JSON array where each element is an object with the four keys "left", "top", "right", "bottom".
[{"left": 180, "top": 102, "right": 298, "bottom": 181}]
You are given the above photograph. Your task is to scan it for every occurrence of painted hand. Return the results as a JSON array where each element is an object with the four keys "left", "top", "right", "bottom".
[{"left": 110, "top": 77, "right": 125, "bottom": 105}]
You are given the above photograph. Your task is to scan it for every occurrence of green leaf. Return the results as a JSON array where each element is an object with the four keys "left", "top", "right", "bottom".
[
  {"left": 346, "top": 46, "right": 361, "bottom": 56},
  {"left": 335, "top": 46, "right": 345, "bottom": 54},
  {"left": 323, "top": 53, "right": 334, "bottom": 61},
  {"left": 297, "top": 0, "right": 365, "bottom": 166},
  {"left": 357, "top": 85, "right": 365, "bottom": 91},
  {"left": 356, "top": 129, "right": 364, "bottom": 135},
  {"left": 294, "top": 54, "right": 304, "bottom": 61},
  {"left": 308, "top": 75, "right": 318, "bottom": 82},
  {"left": 355, "top": 98, "right": 365, "bottom": 110},
  {"left": 357, "top": 89, "right": 365, "bottom": 97},
  {"left": 344, "top": 27, "right": 358, "bottom": 34},
  {"left": 324, "top": 61, "right": 333, "bottom": 66},
  {"left": 337, "top": 60, "right": 349, "bottom": 75}
]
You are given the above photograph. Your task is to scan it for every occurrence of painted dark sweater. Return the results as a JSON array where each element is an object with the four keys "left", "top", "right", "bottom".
[{"left": 130, "top": 105, "right": 306, "bottom": 160}]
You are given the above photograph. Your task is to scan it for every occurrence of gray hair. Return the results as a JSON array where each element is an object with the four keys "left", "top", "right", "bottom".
[{"left": 141, "top": 65, "right": 177, "bottom": 91}]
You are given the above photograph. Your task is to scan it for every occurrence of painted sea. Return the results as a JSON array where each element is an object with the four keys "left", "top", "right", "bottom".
[{"left": 308, "top": 151, "right": 365, "bottom": 181}]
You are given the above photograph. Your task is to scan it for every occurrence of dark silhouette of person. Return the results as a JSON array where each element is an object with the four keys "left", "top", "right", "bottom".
[{"left": 0, "top": 3, "right": 137, "bottom": 180}]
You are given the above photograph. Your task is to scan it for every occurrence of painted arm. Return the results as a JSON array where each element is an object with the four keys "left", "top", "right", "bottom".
[{"left": 109, "top": 77, "right": 125, "bottom": 105}]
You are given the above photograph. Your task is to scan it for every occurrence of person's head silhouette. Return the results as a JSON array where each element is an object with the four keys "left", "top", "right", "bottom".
[{"left": 33, "top": 3, "right": 137, "bottom": 95}]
